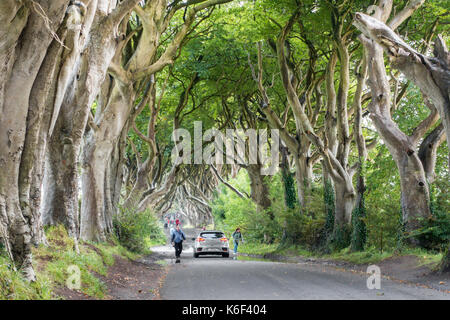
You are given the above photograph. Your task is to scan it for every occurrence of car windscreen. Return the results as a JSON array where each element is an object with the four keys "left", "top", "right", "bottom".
[{"left": 200, "top": 232, "right": 225, "bottom": 239}]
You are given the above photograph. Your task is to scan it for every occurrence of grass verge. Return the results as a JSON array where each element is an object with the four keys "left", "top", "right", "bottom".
[
  {"left": 236, "top": 241, "right": 443, "bottom": 268},
  {"left": 0, "top": 225, "right": 145, "bottom": 300}
]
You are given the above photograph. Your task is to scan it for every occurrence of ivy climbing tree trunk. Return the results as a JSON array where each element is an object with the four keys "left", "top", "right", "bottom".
[
  {"left": 281, "top": 145, "right": 296, "bottom": 209},
  {"left": 322, "top": 165, "right": 335, "bottom": 243},
  {"left": 351, "top": 55, "right": 369, "bottom": 252},
  {"left": 440, "top": 245, "right": 450, "bottom": 273}
]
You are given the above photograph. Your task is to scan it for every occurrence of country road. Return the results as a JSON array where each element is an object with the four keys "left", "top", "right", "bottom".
[{"left": 151, "top": 228, "right": 450, "bottom": 300}]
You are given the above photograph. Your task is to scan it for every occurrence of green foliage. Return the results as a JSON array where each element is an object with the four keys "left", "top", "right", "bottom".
[
  {"left": 0, "top": 226, "right": 130, "bottom": 300},
  {"left": 113, "top": 207, "right": 165, "bottom": 254},
  {"left": 351, "top": 203, "right": 367, "bottom": 252},
  {"left": 364, "top": 144, "right": 403, "bottom": 252},
  {"left": 214, "top": 190, "right": 275, "bottom": 243},
  {"left": 235, "top": 242, "right": 279, "bottom": 256},
  {"left": 409, "top": 183, "right": 450, "bottom": 251},
  {"left": 211, "top": 171, "right": 259, "bottom": 237},
  {"left": 351, "top": 172, "right": 368, "bottom": 252},
  {"left": 35, "top": 226, "right": 108, "bottom": 299},
  {"left": 0, "top": 225, "right": 148, "bottom": 300},
  {"left": 439, "top": 245, "right": 450, "bottom": 273},
  {"left": 212, "top": 171, "right": 326, "bottom": 249},
  {"left": 282, "top": 168, "right": 296, "bottom": 209},
  {"left": 327, "top": 247, "right": 393, "bottom": 265},
  {"left": 329, "top": 224, "right": 352, "bottom": 251},
  {"left": 322, "top": 178, "right": 335, "bottom": 241}
]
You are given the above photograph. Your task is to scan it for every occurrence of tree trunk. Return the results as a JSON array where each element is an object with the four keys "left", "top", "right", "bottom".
[
  {"left": 0, "top": 1, "right": 68, "bottom": 280},
  {"left": 280, "top": 146, "right": 296, "bottom": 209},
  {"left": 247, "top": 164, "right": 272, "bottom": 219},
  {"left": 42, "top": 127, "right": 80, "bottom": 238},
  {"left": 322, "top": 165, "right": 335, "bottom": 239},
  {"left": 351, "top": 170, "right": 367, "bottom": 251},
  {"left": 397, "top": 153, "right": 432, "bottom": 234},
  {"left": 80, "top": 133, "right": 112, "bottom": 241},
  {"left": 353, "top": 11, "right": 449, "bottom": 167},
  {"left": 418, "top": 123, "right": 445, "bottom": 183},
  {"left": 357, "top": 13, "right": 432, "bottom": 237},
  {"left": 80, "top": 82, "right": 134, "bottom": 241},
  {"left": 351, "top": 55, "right": 368, "bottom": 252},
  {"left": 109, "top": 127, "right": 128, "bottom": 218},
  {"left": 333, "top": 180, "right": 355, "bottom": 227},
  {"left": 328, "top": 180, "right": 354, "bottom": 249},
  {"left": 48, "top": 0, "right": 142, "bottom": 241},
  {"left": 294, "top": 155, "right": 313, "bottom": 209}
]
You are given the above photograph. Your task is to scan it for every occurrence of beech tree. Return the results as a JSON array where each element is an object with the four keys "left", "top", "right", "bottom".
[
  {"left": 353, "top": 0, "right": 446, "bottom": 236},
  {"left": 77, "top": 0, "right": 232, "bottom": 241},
  {"left": 0, "top": 0, "right": 448, "bottom": 282},
  {"left": 0, "top": 0, "right": 141, "bottom": 280}
]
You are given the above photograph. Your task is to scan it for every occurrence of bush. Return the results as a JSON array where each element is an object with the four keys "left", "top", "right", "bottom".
[
  {"left": 410, "top": 210, "right": 450, "bottom": 251},
  {"left": 113, "top": 207, "right": 165, "bottom": 253},
  {"left": 403, "top": 182, "right": 450, "bottom": 251},
  {"left": 212, "top": 171, "right": 328, "bottom": 248}
]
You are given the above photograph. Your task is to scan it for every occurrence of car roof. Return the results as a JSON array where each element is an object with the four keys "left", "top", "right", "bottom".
[{"left": 199, "top": 230, "right": 225, "bottom": 233}]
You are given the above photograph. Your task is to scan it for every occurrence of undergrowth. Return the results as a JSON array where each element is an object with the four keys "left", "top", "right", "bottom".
[{"left": 0, "top": 225, "right": 153, "bottom": 300}]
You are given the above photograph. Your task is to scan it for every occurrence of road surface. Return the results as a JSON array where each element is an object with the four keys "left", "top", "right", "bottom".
[{"left": 153, "top": 228, "right": 449, "bottom": 300}]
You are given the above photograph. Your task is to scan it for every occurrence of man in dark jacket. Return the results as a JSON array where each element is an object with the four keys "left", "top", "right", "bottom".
[{"left": 171, "top": 224, "right": 186, "bottom": 263}]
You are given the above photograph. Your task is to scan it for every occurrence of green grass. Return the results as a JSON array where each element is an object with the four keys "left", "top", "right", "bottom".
[
  {"left": 234, "top": 242, "right": 279, "bottom": 255},
  {"left": 0, "top": 225, "right": 153, "bottom": 300},
  {"left": 0, "top": 255, "right": 53, "bottom": 300},
  {"left": 33, "top": 226, "right": 111, "bottom": 299},
  {"left": 277, "top": 246, "right": 316, "bottom": 258},
  {"left": 400, "top": 248, "right": 443, "bottom": 268},
  {"left": 236, "top": 242, "right": 316, "bottom": 257},
  {"left": 93, "top": 241, "right": 141, "bottom": 265},
  {"left": 234, "top": 241, "right": 443, "bottom": 267},
  {"left": 323, "top": 247, "right": 442, "bottom": 266},
  {"left": 155, "top": 259, "right": 169, "bottom": 266},
  {"left": 323, "top": 247, "right": 393, "bottom": 264},
  {"left": 146, "top": 236, "right": 167, "bottom": 249}
]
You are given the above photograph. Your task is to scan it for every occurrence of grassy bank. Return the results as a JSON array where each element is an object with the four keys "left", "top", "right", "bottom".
[
  {"left": 235, "top": 242, "right": 443, "bottom": 268},
  {"left": 0, "top": 226, "right": 152, "bottom": 300}
]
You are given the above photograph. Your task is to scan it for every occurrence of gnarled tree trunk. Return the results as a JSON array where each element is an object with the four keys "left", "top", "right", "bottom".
[
  {"left": 354, "top": 1, "right": 435, "bottom": 238},
  {"left": 45, "top": 0, "right": 142, "bottom": 241},
  {"left": 0, "top": 0, "right": 68, "bottom": 280},
  {"left": 247, "top": 164, "right": 272, "bottom": 218}
]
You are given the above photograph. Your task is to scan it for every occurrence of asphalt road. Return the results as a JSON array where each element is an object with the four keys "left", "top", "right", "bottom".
[{"left": 155, "top": 228, "right": 449, "bottom": 300}]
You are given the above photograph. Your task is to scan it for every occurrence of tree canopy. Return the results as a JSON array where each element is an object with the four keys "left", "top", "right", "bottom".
[{"left": 0, "top": 0, "right": 448, "bottom": 279}]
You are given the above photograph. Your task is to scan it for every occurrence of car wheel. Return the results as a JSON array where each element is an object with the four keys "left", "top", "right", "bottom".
[
  {"left": 222, "top": 253, "right": 229, "bottom": 258},
  {"left": 194, "top": 252, "right": 199, "bottom": 258}
]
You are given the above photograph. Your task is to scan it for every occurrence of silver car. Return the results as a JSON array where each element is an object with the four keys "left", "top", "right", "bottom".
[{"left": 192, "top": 231, "right": 230, "bottom": 258}]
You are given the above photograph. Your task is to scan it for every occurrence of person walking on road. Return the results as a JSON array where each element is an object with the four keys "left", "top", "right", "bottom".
[
  {"left": 232, "top": 227, "right": 244, "bottom": 258},
  {"left": 171, "top": 224, "right": 186, "bottom": 263}
]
